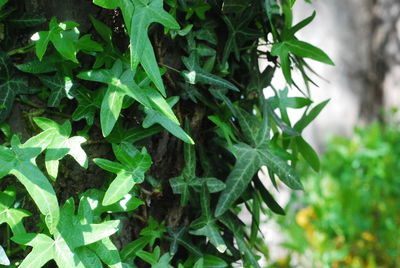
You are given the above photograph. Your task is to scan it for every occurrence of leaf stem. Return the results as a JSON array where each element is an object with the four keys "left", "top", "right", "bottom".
[
  {"left": 7, "top": 43, "right": 35, "bottom": 56},
  {"left": 16, "top": 98, "right": 71, "bottom": 118},
  {"left": 159, "top": 63, "right": 181, "bottom": 73}
]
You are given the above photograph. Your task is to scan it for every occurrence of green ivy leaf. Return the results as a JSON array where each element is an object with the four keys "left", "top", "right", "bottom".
[
  {"left": 128, "top": 0, "right": 180, "bottom": 96},
  {"left": 25, "top": 117, "right": 88, "bottom": 180},
  {"left": 8, "top": 13, "right": 46, "bottom": 28},
  {"left": 12, "top": 198, "right": 120, "bottom": 268},
  {"left": 215, "top": 141, "right": 301, "bottom": 217},
  {"left": 170, "top": 122, "right": 225, "bottom": 205},
  {"left": 32, "top": 17, "right": 102, "bottom": 63},
  {"left": 143, "top": 97, "right": 194, "bottom": 144},
  {"left": 214, "top": 143, "right": 261, "bottom": 217},
  {"left": 181, "top": 52, "right": 239, "bottom": 92},
  {"left": 39, "top": 72, "right": 73, "bottom": 107},
  {"left": 71, "top": 87, "right": 104, "bottom": 125},
  {"left": 94, "top": 143, "right": 152, "bottom": 205},
  {"left": 0, "top": 52, "right": 36, "bottom": 122},
  {"left": 221, "top": 9, "right": 261, "bottom": 63},
  {"left": 106, "top": 122, "right": 163, "bottom": 144},
  {"left": 203, "top": 254, "right": 228, "bottom": 268},
  {"left": 78, "top": 60, "right": 179, "bottom": 136},
  {"left": 295, "top": 136, "right": 320, "bottom": 172},
  {"left": 219, "top": 214, "right": 260, "bottom": 268},
  {"left": 0, "top": 186, "right": 31, "bottom": 235},
  {"left": 284, "top": 40, "right": 334, "bottom": 65},
  {"left": 167, "top": 227, "right": 202, "bottom": 256},
  {"left": 294, "top": 99, "right": 329, "bottom": 132},
  {"left": 190, "top": 184, "right": 227, "bottom": 253},
  {"left": 0, "top": 136, "right": 59, "bottom": 233},
  {"left": 16, "top": 54, "right": 62, "bottom": 74},
  {"left": 0, "top": 0, "right": 8, "bottom": 9},
  {"left": 33, "top": 17, "right": 80, "bottom": 62}
]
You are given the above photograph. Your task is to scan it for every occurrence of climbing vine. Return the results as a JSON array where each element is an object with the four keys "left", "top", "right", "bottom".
[{"left": 0, "top": 0, "right": 332, "bottom": 267}]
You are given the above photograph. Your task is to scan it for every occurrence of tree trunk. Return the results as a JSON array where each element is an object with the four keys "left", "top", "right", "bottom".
[{"left": 361, "top": 0, "right": 400, "bottom": 121}]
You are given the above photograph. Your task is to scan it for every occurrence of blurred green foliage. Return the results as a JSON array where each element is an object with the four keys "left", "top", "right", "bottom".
[{"left": 276, "top": 121, "right": 400, "bottom": 268}]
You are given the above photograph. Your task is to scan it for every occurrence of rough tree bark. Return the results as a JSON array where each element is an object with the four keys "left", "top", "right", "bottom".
[
  {"left": 10, "top": 0, "right": 215, "bottom": 258},
  {"left": 361, "top": 0, "right": 400, "bottom": 121}
]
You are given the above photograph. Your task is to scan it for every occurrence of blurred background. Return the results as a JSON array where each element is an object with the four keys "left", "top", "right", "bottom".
[{"left": 258, "top": 0, "right": 400, "bottom": 267}]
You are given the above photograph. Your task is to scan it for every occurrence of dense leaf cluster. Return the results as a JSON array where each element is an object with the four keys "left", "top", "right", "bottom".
[{"left": 0, "top": 0, "right": 332, "bottom": 267}]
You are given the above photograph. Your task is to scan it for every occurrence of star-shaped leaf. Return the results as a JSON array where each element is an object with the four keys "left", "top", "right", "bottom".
[
  {"left": 215, "top": 140, "right": 302, "bottom": 217},
  {"left": 33, "top": 17, "right": 80, "bottom": 62},
  {"left": 32, "top": 17, "right": 102, "bottom": 63},
  {"left": 181, "top": 52, "right": 239, "bottom": 91},
  {"left": 39, "top": 72, "right": 74, "bottom": 107},
  {"left": 0, "top": 52, "right": 37, "bottom": 122},
  {"left": 24, "top": 117, "right": 88, "bottom": 180},
  {"left": 78, "top": 60, "right": 179, "bottom": 137},
  {"left": 221, "top": 9, "right": 262, "bottom": 63},
  {"left": 189, "top": 184, "right": 227, "bottom": 253},
  {"left": 71, "top": 87, "right": 104, "bottom": 126},
  {"left": 120, "top": 217, "right": 166, "bottom": 262},
  {"left": 93, "top": 142, "right": 152, "bottom": 205},
  {"left": 0, "top": 186, "right": 31, "bottom": 235},
  {"left": 167, "top": 227, "right": 202, "bottom": 256},
  {"left": 136, "top": 246, "right": 174, "bottom": 268},
  {"left": 170, "top": 121, "right": 224, "bottom": 204},
  {"left": 0, "top": 136, "right": 59, "bottom": 233},
  {"left": 12, "top": 197, "right": 120, "bottom": 268}
]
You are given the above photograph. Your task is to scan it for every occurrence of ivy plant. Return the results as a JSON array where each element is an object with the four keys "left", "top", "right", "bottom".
[{"left": 0, "top": 0, "right": 333, "bottom": 267}]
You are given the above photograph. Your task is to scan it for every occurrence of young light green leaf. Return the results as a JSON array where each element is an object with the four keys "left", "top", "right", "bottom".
[
  {"left": 103, "top": 172, "right": 135, "bottom": 206},
  {"left": 32, "top": 17, "right": 80, "bottom": 62},
  {"left": 0, "top": 136, "right": 60, "bottom": 233},
  {"left": 78, "top": 60, "right": 180, "bottom": 136},
  {"left": 101, "top": 86, "right": 124, "bottom": 137},
  {"left": 285, "top": 40, "right": 334, "bottom": 65},
  {"left": 12, "top": 197, "right": 120, "bottom": 268},
  {"left": 56, "top": 198, "right": 120, "bottom": 249},
  {"left": 94, "top": 144, "right": 152, "bottom": 206},
  {"left": 25, "top": 117, "right": 88, "bottom": 179},
  {"left": 88, "top": 238, "right": 123, "bottom": 268},
  {"left": 294, "top": 99, "right": 330, "bottom": 132},
  {"left": 0, "top": 189, "right": 31, "bottom": 235}
]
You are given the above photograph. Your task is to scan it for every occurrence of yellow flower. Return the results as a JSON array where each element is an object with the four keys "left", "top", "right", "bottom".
[
  {"left": 295, "top": 206, "right": 316, "bottom": 228},
  {"left": 361, "top": 232, "right": 376, "bottom": 242}
]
